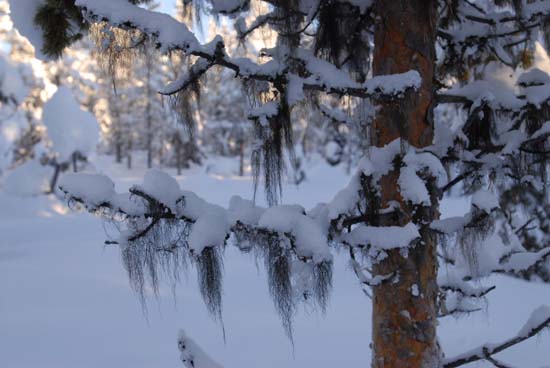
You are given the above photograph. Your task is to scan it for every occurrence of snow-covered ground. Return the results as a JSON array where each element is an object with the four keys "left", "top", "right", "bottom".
[{"left": 1, "top": 155, "right": 549, "bottom": 368}]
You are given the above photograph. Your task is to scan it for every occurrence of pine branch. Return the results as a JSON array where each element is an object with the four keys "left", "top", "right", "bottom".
[
  {"left": 75, "top": 0, "right": 420, "bottom": 100},
  {"left": 493, "top": 248, "right": 550, "bottom": 274},
  {"left": 60, "top": 184, "right": 315, "bottom": 259},
  {"left": 443, "top": 307, "right": 550, "bottom": 367},
  {"left": 159, "top": 58, "right": 214, "bottom": 96},
  {"left": 440, "top": 285, "right": 496, "bottom": 299},
  {"left": 236, "top": 12, "right": 285, "bottom": 40},
  {"left": 514, "top": 218, "right": 536, "bottom": 235},
  {"left": 439, "top": 168, "right": 477, "bottom": 196},
  {"left": 484, "top": 353, "right": 514, "bottom": 368},
  {"left": 436, "top": 93, "right": 472, "bottom": 105},
  {"left": 438, "top": 307, "right": 483, "bottom": 318}
]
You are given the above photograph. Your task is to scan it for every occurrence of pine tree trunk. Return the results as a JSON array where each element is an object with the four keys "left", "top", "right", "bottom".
[
  {"left": 115, "top": 136, "right": 122, "bottom": 164},
  {"left": 176, "top": 138, "right": 182, "bottom": 175},
  {"left": 127, "top": 138, "right": 133, "bottom": 170},
  {"left": 72, "top": 152, "right": 78, "bottom": 173},
  {"left": 371, "top": 1, "right": 440, "bottom": 367},
  {"left": 113, "top": 107, "right": 123, "bottom": 164},
  {"left": 239, "top": 139, "right": 245, "bottom": 177},
  {"left": 146, "top": 51, "right": 153, "bottom": 170},
  {"left": 147, "top": 133, "right": 153, "bottom": 169},
  {"left": 127, "top": 153, "right": 132, "bottom": 170},
  {"left": 50, "top": 164, "right": 61, "bottom": 194}
]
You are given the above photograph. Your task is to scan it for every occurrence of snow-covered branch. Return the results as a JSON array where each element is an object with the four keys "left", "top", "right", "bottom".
[
  {"left": 178, "top": 330, "right": 223, "bottom": 368},
  {"left": 438, "top": 1, "right": 550, "bottom": 58},
  {"left": 74, "top": 0, "right": 420, "bottom": 100},
  {"left": 160, "top": 58, "right": 214, "bottom": 96},
  {"left": 60, "top": 169, "right": 334, "bottom": 262},
  {"left": 443, "top": 305, "right": 550, "bottom": 367}
]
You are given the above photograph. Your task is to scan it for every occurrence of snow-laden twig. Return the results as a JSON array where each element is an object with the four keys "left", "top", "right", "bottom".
[
  {"left": 74, "top": 0, "right": 420, "bottom": 100},
  {"left": 178, "top": 330, "right": 223, "bottom": 368},
  {"left": 443, "top": 305, "right": 550, "bottom": 367}
]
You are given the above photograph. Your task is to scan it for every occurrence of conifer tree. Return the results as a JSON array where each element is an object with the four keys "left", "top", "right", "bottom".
[{"left": 11, "top": 0, "right": 550, "bottom": 366}]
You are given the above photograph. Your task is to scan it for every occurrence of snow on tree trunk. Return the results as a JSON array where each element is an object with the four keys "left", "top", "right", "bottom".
[{"left": 371, "top": 1, "right": 440, "bottom": 367}]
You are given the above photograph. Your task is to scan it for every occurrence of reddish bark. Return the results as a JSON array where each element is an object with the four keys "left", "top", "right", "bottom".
[{"left": 371, "top": 1, "right": 440, "bottom": 367}]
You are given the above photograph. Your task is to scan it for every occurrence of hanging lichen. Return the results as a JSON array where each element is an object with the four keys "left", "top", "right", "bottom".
[
  {"left": 121, "top": 217, "right": 191, "bottom": 305},
  {"left": 313, "top": 260, "right": 333, "bottom": 313},
  {"left": 458, "top": 208, "right": 495, "bottom": 277},
  {"left": 170, "top": 77, "right": 202, "bottom": 141},
  {"left": 315, "top": 2, "right": 371, "bottom": 82},
  {"left": 195, "top": 246, "right": 224, "bottom": 321},
  {"left": 263, "top": 238, "right": 294, "bottom": 340},
  {"left": 89, "top": 22, "right": 143, "bottom": 90},
  {"left": 248, "top": 81, "right": 295, "bottom": 205}
]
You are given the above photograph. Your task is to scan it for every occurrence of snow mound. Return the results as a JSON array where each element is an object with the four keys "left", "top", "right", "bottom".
[
  {"left": 518, "top": 305, "right": 550, "bottom": 337},
  {"left": 137, "top": 169, "right": 183, "bottom": 212},
  {"left": 259, "top": 205, "right": 332, "bottom": 262},
  {"left": 517, "top": 68, "right": 550, "bottom": 87},
  {"left": 472, "top": 189, "right": 499, "bottom": 212},
  {"left": 59, "top": 173, "right": 115, "bottom": 207},
  {"left": 42, "top": 87, "right": 99, "bottom": 162},
  {"left": 75, "top": 0, "right": 200, "bottom": 53},
  {"left": 430, "top": 217, "right": 467, "bottom": 234},
  {"left": 188, "top": 208, "right": 230, "bottom": 253},
  {"left": 398, "top": 166, "right": 430, "bottom": 206},
  {"left": 227, "top": 195, "right": 265, "bottom": 225},
  {"left": 345, "top": 222, "right": 420, "bottom": 250},
  {"left": 259, "top": 205, "right": 305, "bottom": 233}
]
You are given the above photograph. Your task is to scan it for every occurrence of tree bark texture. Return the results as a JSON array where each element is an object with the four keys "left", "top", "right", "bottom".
[{"left": 371, "top": 1, "right": 440, "bottom": 367}]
